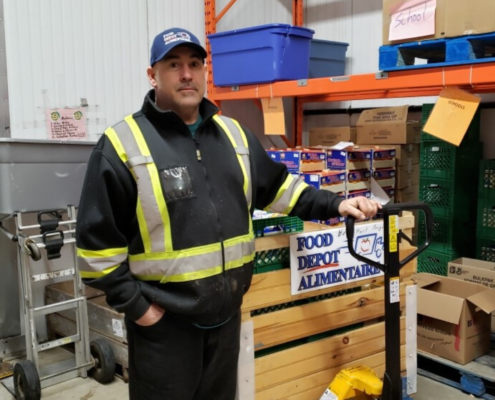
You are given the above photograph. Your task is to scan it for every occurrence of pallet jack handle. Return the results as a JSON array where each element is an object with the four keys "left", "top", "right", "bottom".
[
  {"left": 346, "top": 202, "right": 433, "bottom": 272},
  {"left": 345, "top": 202, "right": 433, "bottom": 400}
]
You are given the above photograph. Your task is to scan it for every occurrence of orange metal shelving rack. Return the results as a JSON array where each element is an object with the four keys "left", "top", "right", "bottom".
[{"left": 204, "top": 0, "right": 495, "bottom": 146}]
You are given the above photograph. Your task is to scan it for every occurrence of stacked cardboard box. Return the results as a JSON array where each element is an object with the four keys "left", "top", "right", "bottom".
[{"left": 356, "top": 105, "right": 421, "bottom": 205}]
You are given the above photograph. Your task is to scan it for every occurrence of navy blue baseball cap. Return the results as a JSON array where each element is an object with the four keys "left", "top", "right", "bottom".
[{"left": 150, "top": 28, "right": 207, "bottom": 66}]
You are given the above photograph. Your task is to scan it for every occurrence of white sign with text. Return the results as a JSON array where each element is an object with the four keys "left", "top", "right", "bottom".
[
  {"left": 290, "top": 222, "right": 385, "bottom": 295},
  {"left": 389, "top": 0, "right": 436, "bottom": 42}
]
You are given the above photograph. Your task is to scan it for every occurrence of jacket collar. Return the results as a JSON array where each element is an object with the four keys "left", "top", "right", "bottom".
[{"left": 140, "top": 89, "right": 219, "bottom": 129}]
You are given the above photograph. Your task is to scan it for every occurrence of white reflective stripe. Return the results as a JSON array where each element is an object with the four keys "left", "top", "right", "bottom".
[
  {"left": 112, "top": 120, "right": 166, "bottom": 253},
  {"left": 126, "top": 155, "right": 154, "bottom": 168},
  {"left": 77, "top": 252, "right": 128, "bottom": 273},
  {"left": 235, "top": 147, "right": 249, "bottom": 155},
  {"left": 128, "top": 239, "right": 254, "bottom": 278},
  {"left": 215, "top": 115, "right": 252, "bottom": 209},
  {"left": 267, "top": 175, "right": 308, "bottom": 214}
]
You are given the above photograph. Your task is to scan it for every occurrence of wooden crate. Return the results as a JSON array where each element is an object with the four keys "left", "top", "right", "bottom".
[{"left": 46, "top": 216, "right": 417, "bottom": 398}]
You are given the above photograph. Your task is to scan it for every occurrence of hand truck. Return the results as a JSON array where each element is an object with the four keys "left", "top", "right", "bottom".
[
  {"left": 0, "top": 206, "right": 115, "bottom": 400},
  {"left": 321, "top": 202, "right": 433, "bottom": 400}
]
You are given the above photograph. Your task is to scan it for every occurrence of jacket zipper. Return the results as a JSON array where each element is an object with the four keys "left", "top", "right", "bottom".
[{"left": 193, "top": 136, "right": 226, "bottom": 275}]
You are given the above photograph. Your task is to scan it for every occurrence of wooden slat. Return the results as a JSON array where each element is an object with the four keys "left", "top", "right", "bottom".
[
  {"left": 252, "top": 283, "right": 410, "bottom": 350},
  {"left": 256, "top": 347, "right": 406, "bottom": 400},
  {"left": 244, "top": 249, "right": 416, "bottom": 312},
  {"left": 255, "top": 319, "right": 406, "bottom": 374},
  {"left": 255, "top": 319, "right": 406, "bottom": 390},
  {"left": 255, "top": 216, "right": 414, "bottom": 252},
  {"left": 46, "top": 280, "right": 104, "bottom": 299}
]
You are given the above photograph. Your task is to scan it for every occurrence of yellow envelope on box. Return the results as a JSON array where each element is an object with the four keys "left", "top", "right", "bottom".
[
  {"left": 261, "top": 97, "right": 286, "bottom": 135},
  {"left": 423, "top": 87, "right": 481, "bottom": 146}
]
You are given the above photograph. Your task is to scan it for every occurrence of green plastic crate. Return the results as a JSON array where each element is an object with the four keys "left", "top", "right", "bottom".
[
  {"left": 253, "top": 247, "right": 290, "bottom": 274},
  {"left": 421, "top": 104, "right": 480, "bottom": 143},
  {"left": 252, "top": 215, "right": 304, "bottom": 238},
  {"left": 419, "top": 177, "right": 474, "bottom": 218},
  {"left": 418, "top": 249, "right": 459, "bottom": 276},
  {"left": 476, "top": 237, "right": 495, "bottom": 262},
  {"left": 477, "top": 198, "right": 495, "bottom": 239},
  {"left": 479, "top": 159, "right": 495, "bottom": 200},
  {"left": 419, "top": 141, "right": 483, "bottom": 181},
  {"left": 418, "top": 213, "right": 475, "bottom": 255}
]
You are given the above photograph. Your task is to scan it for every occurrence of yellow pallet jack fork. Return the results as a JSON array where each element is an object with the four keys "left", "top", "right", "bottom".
[{"left": 321, "top": 202, "right": 433, "bottom": 400}]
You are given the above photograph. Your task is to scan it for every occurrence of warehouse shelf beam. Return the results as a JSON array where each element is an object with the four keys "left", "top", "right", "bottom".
[{"left": 215, "top": 0, "right": 238, "bottom": 24}]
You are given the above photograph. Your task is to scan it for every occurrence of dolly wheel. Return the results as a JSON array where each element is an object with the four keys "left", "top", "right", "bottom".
[
  {"left": 24, "top": 240, "right": 41, "bottom": 262},
  {"left": 89, "top": 339, "right": 115, "bottom": 383},
  {"left": 13, "top": 360, "right": 41, "bottom": 400}
]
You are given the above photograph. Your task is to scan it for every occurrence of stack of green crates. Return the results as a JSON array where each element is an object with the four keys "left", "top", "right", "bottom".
[
  {"left": 476, "top": 159, "right": 495, "bottom": 262},
  {"left": 418, "top": 104, "right": 483, "bottom": 276}
]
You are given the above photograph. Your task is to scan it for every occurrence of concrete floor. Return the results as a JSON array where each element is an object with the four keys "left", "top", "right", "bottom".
[{"left": 0, "top": 374, "right": 476, "bottom": 400}]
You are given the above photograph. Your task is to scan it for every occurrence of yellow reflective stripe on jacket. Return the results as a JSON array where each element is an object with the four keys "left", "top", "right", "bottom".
[
  {"left": 212, "top": 115, "right": 252, "bottom": 209},
  {"left": 124, "top": 115, "right": 172, "bottom": 253},
  {"left": 128, "top": 233, "right": 254, "bottom": 283},
  {"left": 80, "top": 266, "right": 120, "bottom": 279},
  {"left": 265, "top": 174, "right": 309, "bottom": 215},
  {"left": 77, "top": 247, "right": 127, "bottom": 278}
]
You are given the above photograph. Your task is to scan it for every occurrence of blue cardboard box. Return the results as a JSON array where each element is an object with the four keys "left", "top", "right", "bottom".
[
  {"left": 267, "top": 149, "right": 326, "bottom": 174},
  {"left": 326, "top": 149, "right": 372, "bottom": 171}
]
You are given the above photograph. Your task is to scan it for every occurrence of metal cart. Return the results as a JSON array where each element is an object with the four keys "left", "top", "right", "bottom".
[
  {"left": 0, "top": 207, "right": 115, "bottom": 400},
  {"left": 0, "top": 139, "right": 114, "bottom": 399}
]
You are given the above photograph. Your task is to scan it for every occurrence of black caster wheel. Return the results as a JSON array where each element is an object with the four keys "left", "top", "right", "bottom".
[
  {"left": 89, "top": 338, "right": 115, "bottom": 383},
  {"left": 24, "top": 239, "right": 41, "bottom": 262},
  {"left": 13, "top": 360, "right": 41, "bottom": 400}
]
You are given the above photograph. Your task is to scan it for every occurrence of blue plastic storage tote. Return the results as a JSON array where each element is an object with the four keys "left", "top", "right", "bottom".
[
  {"left": 207, "top": 24, "right": 314, "bottom": 86},
  {"left": 309, "top": 39, "right": 349, "bottom": 78}
]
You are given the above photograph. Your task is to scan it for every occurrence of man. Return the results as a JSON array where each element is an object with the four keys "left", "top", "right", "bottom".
[{"left": 76, "top": 27, "right": 380, "bottom": 400}]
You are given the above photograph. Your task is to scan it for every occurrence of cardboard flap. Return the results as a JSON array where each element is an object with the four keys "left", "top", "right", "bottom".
[
  {"left": 417, "top": 288, "right": 465, "bottom": 324},
  {"left": 357, "top": 106, "right": 408, "bottom": 126},
  {"left": 411, "top": 273, "right": 442, "bottom": 288},
  {"left": 467, "top": 290, "right": 495, "bottom": 314}
]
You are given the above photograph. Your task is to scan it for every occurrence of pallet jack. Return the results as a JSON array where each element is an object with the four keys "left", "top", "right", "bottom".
[{"left": 321, "top": 202, "right": 433, "bottom": 400}]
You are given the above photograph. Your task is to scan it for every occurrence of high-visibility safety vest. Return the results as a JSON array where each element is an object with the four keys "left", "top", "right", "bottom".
[{"left": 77, "top": 114, "right": 308, "bottom": 283}]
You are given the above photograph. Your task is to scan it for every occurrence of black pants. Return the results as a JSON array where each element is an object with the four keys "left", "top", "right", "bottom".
[{"left": 125, "top": 310, "right": 241, "bottom": 400}]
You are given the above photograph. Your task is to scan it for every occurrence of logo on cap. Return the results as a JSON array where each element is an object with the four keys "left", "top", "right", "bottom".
[{"left": 163, "top": 31, "right": 191, "bottom": 46}]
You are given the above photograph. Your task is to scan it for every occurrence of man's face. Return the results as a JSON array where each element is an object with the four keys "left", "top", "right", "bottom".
[{"left": 148, "top": 46, "right": 206, "bottom": 114}]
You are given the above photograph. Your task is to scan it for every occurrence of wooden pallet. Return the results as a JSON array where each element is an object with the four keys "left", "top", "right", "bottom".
[{"left": 46, "top": 216, "right": 418, "bottom": 399}]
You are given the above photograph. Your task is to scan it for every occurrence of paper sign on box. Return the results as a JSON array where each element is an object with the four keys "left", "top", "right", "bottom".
[
  {"left": 422, "top": 87, "right": 481, "bottom": 146},
  {"left": 389, "top": 0, "right": 437, "bottom": 41},
  {"left": 261, "top": 98, "right": 286, "bottom": 135}
]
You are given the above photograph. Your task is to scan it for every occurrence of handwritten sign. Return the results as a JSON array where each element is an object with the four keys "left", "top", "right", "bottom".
[
  {"left": 46, "top": 107, "right": 88, "bottom": 140},
  {"left": 261, "top": 98, "right": 286, "bottom": 135},
  {"left": 290, "top": 222, "right": 384, "bottom": 295},
  {"left": 389, "top": 0, "right": 436, "bottom": 42}
]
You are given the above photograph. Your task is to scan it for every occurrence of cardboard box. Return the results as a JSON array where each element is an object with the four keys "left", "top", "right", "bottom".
[
  {"left": 371, "top": 148, "right": 397, "bottom": 169},
  {"left": 397, "top": 164, "right": 420, "bottom": 189},
  {"left": 302, "top": 170, "right": 346, "bottom": 193},
  {"left": 346, "top": 189, "right": 371, "bottom": 200},
  {"left": 309, "top": 127, "right": 357, "bottom": 147},
  {"left": 360, "top": 144, "right": 420, "bottom": 167},
  {"left": 326, "top": 148, "right": 373, "bottom": 171},
  {"left": 383, "top": 0, "right": 495, "bottom": 45},
  {"left": 413, "top": 273, "right": 495, "bottom": 364},
  {"left": 395, "top": 184, "right": 419, "bottom": 203},
  {"left": 267, "top": 149, "right": 326, "bottom": 174},
  {"left": 356, "top": 106, "right": 421, "bottom": 145},
  {"left": 347, "top": 169, "right": 371, "bottom": 191},
  {"left": 373, "top": 167, "right": 396, "bottom": 189},
  {"left": 448, "top": 258, "right": 495, "bottom": 333}
]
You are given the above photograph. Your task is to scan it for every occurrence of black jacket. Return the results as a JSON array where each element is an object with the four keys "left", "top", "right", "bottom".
[{"left": 76, "top": 90, "right": 343, "bottom": 326}]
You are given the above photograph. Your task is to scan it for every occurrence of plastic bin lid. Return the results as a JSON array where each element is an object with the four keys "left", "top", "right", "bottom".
[
  {"left": 207, "top": 23, "right": 314, "bottom": 38},
  {"left": 311, "top": 38, "right": 349, "bottom": 46}
]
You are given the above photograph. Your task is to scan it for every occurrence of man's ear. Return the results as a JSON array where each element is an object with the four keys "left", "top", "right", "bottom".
[
  {"left": 147, "top": 66, "right": 157, "bottom": 88},
  {"left": 204, "top": 63, "right": 208, "bottom": 81}
]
